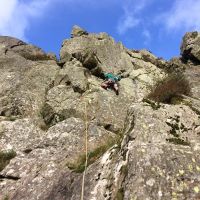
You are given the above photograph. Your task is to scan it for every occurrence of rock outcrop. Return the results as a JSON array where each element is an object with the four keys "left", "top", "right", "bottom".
[
  {"left": 0, "top": 27, "right": 200, "bottom": 200},
  {"left": 181, "top": 31, "right": 200, "bottom": 63}
]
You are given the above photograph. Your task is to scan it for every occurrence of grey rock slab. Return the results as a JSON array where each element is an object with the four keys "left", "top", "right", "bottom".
[{"left": 0, "top": 117, "right": 116, "bottom": 199}]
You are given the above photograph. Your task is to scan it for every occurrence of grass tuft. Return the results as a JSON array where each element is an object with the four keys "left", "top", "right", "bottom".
[
  {"left": 166, "top": 138, "right": 190, "bottom": 146},
  {"left": 3, "top": 195, "right": 9, "bottom": 200},
  {"left": 67, "top": 136, "right": 121, "bottom": 173},
  {"left": 0, "top": 150, "right": 16, "bottom": 172},
  {"left": 116, "top": 188, "right": 124, "bottom": 200}
]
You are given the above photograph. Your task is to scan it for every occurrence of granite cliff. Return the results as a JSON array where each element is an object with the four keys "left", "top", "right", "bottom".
[{"left": 1, "top": 26, "right": 200, "bottom": 200}]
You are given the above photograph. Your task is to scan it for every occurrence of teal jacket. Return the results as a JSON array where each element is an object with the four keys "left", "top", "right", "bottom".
[{"left": 103, "top": 73, "right": 121, "bottom": 82}]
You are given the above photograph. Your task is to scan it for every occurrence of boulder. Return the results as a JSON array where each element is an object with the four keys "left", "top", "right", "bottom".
[
  {"left": 54, "top": 59, "right": 90, "bottom": 93},
  {"left": 72, "top": 49, "right": 99, "bottom": 70},
  {"left": 71, "top": 25, "right": 88, "bottom": 38},
  {"left": 181, "top": 31, "right": 200, "bottom": 63},
  {"left": 60, "top": 30, "right": 136, "bottom": 73}
]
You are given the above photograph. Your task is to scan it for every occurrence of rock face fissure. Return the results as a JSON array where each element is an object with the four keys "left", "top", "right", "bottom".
[
  {"left": 0, "top": 174, "right": 20, "bottom": 180},
  {"left": 1, "top": 26, "right": 200, "bottom": 199}
]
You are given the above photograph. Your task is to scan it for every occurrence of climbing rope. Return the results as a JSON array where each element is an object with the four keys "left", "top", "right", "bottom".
[{"left": 81, "top": 101, "right": 88, "bottom": 200}]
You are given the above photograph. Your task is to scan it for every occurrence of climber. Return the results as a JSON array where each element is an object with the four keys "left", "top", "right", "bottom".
[{"left": 101, "top": 72, "right": 121, "bottom": 95}]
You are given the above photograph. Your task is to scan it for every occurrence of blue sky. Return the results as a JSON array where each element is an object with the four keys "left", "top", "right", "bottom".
[{"left": 0, "top": 0, "right": 200, "bottom": 60}]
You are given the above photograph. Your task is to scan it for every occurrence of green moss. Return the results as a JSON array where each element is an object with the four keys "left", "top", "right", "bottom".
[
  {"left": 0, "top": 119, "right": 5, "bottom": 138},
  {"left": 120, "top": 165, "right": 128, "bottom": 177},
  {"left": 40, "top": 102, "right": 67, "bottom": 128},
  {"left": 0, "top": 134, "right": 3, "bottom": 139},
  {"left": 116, "top": 188, "right": 124, "bottom": 200},
  {"left": 166, "top": 138, "right": 190, "bottom": 146},
  {"left": 3, "top": 195, "right": 9, "bottom": 200},
  {"left": 189, "top": 106, "right": 200, "bottom": 116},
  {"left": 67, "top": 154, "right": 85, "bottom": 173},
  {"left": 7, "top": 116, "right": 18, "bottom": 121},
  {"left": 170, "top": 96, "right": 184, "bottom": 105},
  {"left": 67, "top": 136, "right": 121, "bottom": 173},
  {"left": 0, "top": 132, "right": 3, "bottom": 139},
  {"left": 0, "top": 150, "right": 17, "bottom": 172},
  {"left": 142, "top": 98, "right": 161, "bottom": 110},
  {"left": 38, "top": 122, "right": 49, "bottom": 131}
]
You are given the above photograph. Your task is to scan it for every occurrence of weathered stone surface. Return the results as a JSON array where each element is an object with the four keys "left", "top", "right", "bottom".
[
  {"left": 180, "top": 95, "right": 200, "bottom": 115},
  {"left": 125, "top": 103, "right": 200, "bottom": 145},
  {"left": 124, "top": 144, "right": 200, "bottom": 200},
  {"left": 41, "top": 85, "right": 81, "bottom": 126},
  {"left": 0, "top": 117, "right": 116, "bottom": 199},
  {"left": 129, "top": 60, "right": 166, "bottom": 86},
  {"left": 167, "top": 57, "right": 186, "bottom": 73},
  {"left": 1, "top": 28, "right": 200, "bottom": 200},
  {"left": 119, "top": 103, "right": 200, "bottom": 200},
  {"left": 0, "top": 37, "right": 60, "bottom": 118},
  {"left": 60, "top": 30, "right": 135, "bottom": 73},
  {"left": 42, "top": 82, "right": 132, "bottom": 131},
  {"left": 0, "top": 118, "right": 44, "bottom": 151},
  {"left": 47, "top": 52, "right": 57, "bottom": 61},
  {"left": 184, "top": 64, "right": 200, "bottom": 99},
  {"left": 0, "top": 36, "right": 53, "bottom": 61},
  {"left": 57, "top": 27, "right": 168, "bottom": 132},
  {"left": 54, "top": 59, "right": 90, "bottom": 93},
  {"left": 72, "top": 49, "right": 99, "bottom": 71},
  {"left": 0, "top": 36, "right": 25, "bottom": 50},
  {"left": 71, "top": 25, "right": 88, "bottom": 38},
  {"left": 140, "top": 49, "right": 157, "bottom": 62},
  {"left": 181, "top": 31, "right": 200, "bottom": 63},
  {"left": 63, "top": 103, "right": 200, "bottom": 200}
]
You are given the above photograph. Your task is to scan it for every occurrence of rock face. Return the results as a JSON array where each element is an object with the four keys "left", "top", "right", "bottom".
[
  {"left": 0, "top": 27, "right": 200, "bottom": 200},
  {"left": 181, "top": 31, "right": 200, "bottom": 63},
  {"left": 71, "top": 25, "right": 88, "bottom": 38}
]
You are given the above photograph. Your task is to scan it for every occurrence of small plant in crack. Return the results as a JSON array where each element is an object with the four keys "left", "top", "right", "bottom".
[
  {"left": 3, "top": 195, "right": 9, "bottom": 200},
  {"left": 0, "top": 150, "right": 17, "bottom": 172},
  {"left": 166, "top": 138, "right": 190, "bottom": 146},
  {"left": 142, "top": 98, "right": 162, "bottom": 110},
  {"left": 116, "top": 188, "right": 124, "bottom": 200},
  {"left": 67, "top": 136, "right": 121, "bottom": 173}
]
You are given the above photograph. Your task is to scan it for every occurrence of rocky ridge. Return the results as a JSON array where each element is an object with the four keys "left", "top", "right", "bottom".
[{"left": 0, "top": 26, "right": 200, "bottom": 199}]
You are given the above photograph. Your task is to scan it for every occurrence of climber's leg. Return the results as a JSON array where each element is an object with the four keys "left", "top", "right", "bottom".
[
  {"left": 113, "top": 83, "right": 119, "bottom": 95},
  {"left": 101, "top": 81, "right": 109, "bottom": 90}
]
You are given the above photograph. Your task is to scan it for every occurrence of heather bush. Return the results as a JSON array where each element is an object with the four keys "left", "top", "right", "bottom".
[{"left": 147, "top": 73, "right": 191, "bottom": 103}]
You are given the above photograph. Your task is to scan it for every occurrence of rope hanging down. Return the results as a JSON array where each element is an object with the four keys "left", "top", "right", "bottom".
[{"left": 81, "top": 101, "right": 88, "bottom": 200}]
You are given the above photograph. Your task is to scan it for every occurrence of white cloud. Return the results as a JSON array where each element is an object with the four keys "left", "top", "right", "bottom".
[
  {"left": 117, "top": 0, "right": 153, "bottom": 34},
  {"left": 0, "top": 0, "right": 52, "bottom": 41},
  {"left": 117, "top": 14, "right": 140, "bottom": 35},
  {"left": 142, "top": 29, "right": 151, "bottom": 45},
  {"left": 163, "top": 0, "right": 200, "bottom": 31},
  {"left": 0, "top": 0, "right": 119, "bottom": 41}
]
